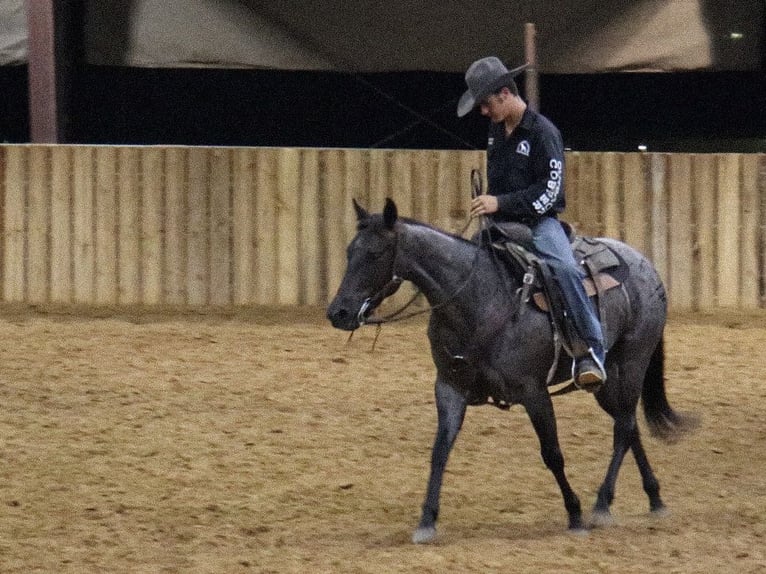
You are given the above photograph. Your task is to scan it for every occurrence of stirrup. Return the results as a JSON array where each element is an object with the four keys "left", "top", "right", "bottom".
[{"left": 572, "top": 348, "right": 606, "bottom": 392}]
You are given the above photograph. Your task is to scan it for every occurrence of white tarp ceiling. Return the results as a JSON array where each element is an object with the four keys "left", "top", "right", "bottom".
[{"left": 1, "top": 0, "right": 762, "bottom": 72}]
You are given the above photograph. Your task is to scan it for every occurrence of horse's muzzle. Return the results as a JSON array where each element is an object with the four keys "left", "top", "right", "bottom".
[{"left": 326, "top": 299, "right": 369, "bottom": 331}]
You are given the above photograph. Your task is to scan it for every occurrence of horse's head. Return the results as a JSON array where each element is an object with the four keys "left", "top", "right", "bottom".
[{"left": 327, "top": 198, "right": 403, "bottom": 331}]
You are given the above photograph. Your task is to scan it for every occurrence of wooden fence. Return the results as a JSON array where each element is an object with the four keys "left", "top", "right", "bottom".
[{"left": 0, "top": 144, "right": 764, "bottom": 311}]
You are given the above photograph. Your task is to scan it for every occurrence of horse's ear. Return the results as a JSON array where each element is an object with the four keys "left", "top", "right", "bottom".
[
  {"left": 383, "top": 198, "right": 398, "bottom": 229},
  {"left": 352, "top": 198, "right": 368, "bottom": 221}
]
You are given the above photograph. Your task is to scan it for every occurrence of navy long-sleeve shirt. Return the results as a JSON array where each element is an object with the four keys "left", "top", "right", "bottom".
[{"left": 486, "top": 107, "right": 566, "bottom": 225}]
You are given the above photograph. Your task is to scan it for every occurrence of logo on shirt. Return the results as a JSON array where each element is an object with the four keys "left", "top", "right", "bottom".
[{"left": 516, "top": 140, "right": 530, "bottom": 156}]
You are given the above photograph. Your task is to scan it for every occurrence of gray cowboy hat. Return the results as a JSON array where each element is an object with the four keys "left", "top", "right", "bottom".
[{"left": 457, "top": 56, "right": 528, "bottom": 117}]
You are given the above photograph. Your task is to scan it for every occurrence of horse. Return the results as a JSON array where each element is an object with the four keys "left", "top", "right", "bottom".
[{"left": 326, "top": 198, "right": 698, "bottom": 544}]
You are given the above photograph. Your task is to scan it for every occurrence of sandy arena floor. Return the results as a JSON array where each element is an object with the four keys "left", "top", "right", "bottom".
[{"left": 0, "top": 305, "right": 764, "bottom": 573}]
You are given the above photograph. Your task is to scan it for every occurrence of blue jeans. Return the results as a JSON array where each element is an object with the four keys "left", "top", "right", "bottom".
[{"left": 531, "top": 217, "right": 605, "bottom": 361}]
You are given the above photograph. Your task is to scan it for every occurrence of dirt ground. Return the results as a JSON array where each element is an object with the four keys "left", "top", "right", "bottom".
[{"left": 0, "top": 305, "right": 765, "bottom": 574}]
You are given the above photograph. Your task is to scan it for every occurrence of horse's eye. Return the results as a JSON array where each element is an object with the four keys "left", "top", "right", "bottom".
[{"left": 366, "top": 249, "right": 386, "bottom": 260}]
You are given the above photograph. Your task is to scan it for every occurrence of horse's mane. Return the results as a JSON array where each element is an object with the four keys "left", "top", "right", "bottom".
[{"left": 358, "top": 213, "right": 476, "bottom": 246}]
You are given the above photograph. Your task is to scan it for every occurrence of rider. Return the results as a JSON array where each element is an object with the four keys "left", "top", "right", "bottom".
[{"left": 458, "top": 55, "right": 606, "bottom": 391}]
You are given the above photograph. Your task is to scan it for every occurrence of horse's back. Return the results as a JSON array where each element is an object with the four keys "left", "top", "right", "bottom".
[
  {"left": 594, "top": 237, "right": 665, "bottom": 297},
  {"left": 588, "top": 236, "right": 667, "bottom": 344}
]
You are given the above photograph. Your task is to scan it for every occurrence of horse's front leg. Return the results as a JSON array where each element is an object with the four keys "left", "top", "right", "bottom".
[
  {"left": 524, "top": 389, "right": 586, "bottom": 531},
  {"left": 412, "top": 377, "right": 467, "bottom": 544}
]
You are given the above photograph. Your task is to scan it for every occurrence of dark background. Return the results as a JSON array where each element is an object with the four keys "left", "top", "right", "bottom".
[{"left": 1, "top": 65, "right": 764, "bottom": 151}]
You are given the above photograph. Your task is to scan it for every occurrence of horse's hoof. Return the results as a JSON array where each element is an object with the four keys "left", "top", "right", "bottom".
[
  {"left": 412, "top": 526, "right": 437, "bottom": 544},
  {"left": 589, "top": 510, "right": 615, "bottom": 528},
  {"left": 650, "top": 506, "right": 670, "bottom": 519},
  {"left": 568, "top": 526, "right": 590, "bottom": 537}
]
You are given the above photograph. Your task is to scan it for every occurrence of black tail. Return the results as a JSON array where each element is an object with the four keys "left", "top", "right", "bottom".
[{"left": 641, "top": 338, "right": 700, "bottom": 443}]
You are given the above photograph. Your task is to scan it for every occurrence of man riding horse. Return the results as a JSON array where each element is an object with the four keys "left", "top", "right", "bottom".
[{"left": 458, "top": 56, "right": 606, "bottom": 390}]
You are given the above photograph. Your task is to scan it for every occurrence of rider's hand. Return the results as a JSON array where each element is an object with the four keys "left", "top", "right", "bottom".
[{"left": 470, "top": 194, "right": 499, "bottom": 217}]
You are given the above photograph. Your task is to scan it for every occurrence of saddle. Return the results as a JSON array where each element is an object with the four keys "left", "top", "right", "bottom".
[{"left": 482, "top": 221, "right": 626, "bottom": 362}]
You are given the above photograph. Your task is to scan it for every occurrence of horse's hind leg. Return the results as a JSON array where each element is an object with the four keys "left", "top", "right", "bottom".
[
  {"left": 593, "top": 343, "right": 667, "bottom": 525},
  {"left": 630, "top": 432, "right": 665, "bottom": 514},
  {"left": 525, "top": 391, "right": 585, "bottom": 531},
  {"left": 591, "top": 413, "right": 636, "bottom": 526},
  {"left": 592, "top": 415, "right": 665, "bottom": 525},
  {"left": 412, "top": 378, "right": 467, "bottom": 544}
]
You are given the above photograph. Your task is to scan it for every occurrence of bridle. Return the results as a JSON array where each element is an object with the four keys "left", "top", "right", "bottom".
[
  {"left": 357, "top": 169, "right": 488, "bottom": 328},
  {"left": 355, "top": 229, "right": 406, "bottom": 326}
]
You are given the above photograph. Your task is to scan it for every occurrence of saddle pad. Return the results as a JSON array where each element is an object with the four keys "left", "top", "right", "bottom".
[
  {"left": 532, "top": 272, "right": 621, "bottom": 312},
  {"left": 573, "top": 237, "right": 622, "bottom": 272}
]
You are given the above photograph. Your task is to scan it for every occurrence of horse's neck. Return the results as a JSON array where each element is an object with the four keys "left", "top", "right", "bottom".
[{"left": 398, "top": 223, "right": 517, "bottom": 316}]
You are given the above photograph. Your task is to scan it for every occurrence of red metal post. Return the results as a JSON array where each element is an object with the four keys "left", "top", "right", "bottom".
[
  {"left": 26, "top": 0, "right": 60, "bottom": 142},
  {"left": 524, "top": 23, "right": 540, "bottom": 112}
]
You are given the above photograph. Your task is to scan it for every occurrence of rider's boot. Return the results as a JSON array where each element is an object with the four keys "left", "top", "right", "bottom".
[{"left": 573, "top": 347, "right": 606, "bottom": 393}]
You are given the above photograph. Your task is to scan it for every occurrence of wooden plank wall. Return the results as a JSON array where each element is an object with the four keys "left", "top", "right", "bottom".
[
  {"left": 565, "top": 151, "right": 765, "bottom": 310},
  {"left": 0, "top": 145, "right": 763, "bottom": 311}
]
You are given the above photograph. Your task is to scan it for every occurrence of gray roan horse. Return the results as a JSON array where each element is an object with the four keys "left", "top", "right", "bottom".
[{"left": 327, "top": 198, "right": 697, "bottom": 544}]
